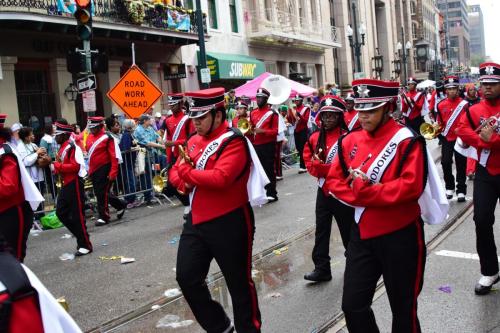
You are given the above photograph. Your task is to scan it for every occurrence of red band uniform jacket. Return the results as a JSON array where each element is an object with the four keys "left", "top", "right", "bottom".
[
  {"left": 456, "top": 98, "right": 500, "bottom": 175},
  {"left": 169, "top": 123, "right": 250, "bottom": 224},
  {"left": 0, "top": 143, "right": 24, "bottom": 213},
  {"left": 436, "top": 97, "right": 468, "bottom": 142},
  {"left": 250, "top": 105, "right": 278, "bottom": 146},
  {"left": 53, "top": 141, "right": 80, "bottom": 186},
  {"left": 402, "top": 90, "right": 425, "bottom": 120},
  {"left": 294, "top": 105, "right": 310, "bottom": 133},
  {"left": 325, "top": 119, "right": 425, "bottom": 239},
  {"left": 85, "top": 128, "right": 118, "bottom": 179},
  {"left": 303, "top": 127, "right": 343, "bottom": 195},
  {"left": 164, "top": 112, "right": 195, "bottom": 162}
]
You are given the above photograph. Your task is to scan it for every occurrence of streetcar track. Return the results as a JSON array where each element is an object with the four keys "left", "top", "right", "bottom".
[{"left": 89, "top": 225, "right": 317, "bottom": 332}]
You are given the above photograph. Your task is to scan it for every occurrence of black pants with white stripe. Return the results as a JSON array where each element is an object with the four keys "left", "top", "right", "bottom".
[
  {"left": 474, "top": 165, "right": 500, "bottom": 276},
  {"left": 0, "top": 202, "right": 33, "bottom": 262},
  {"left": 342, "top": 220, "right": 426, "bottom": 333},
  {"left": 91, "top": 163, "right": 126, "bottom": 222},
  {"left": 56, "top": 179, "right": 92, "bottom": 251},
  {"left": 312, "top": 188, "right": 354, "bottom": 273},
  {"left": 176, "top": 203, "right": 261, "bottom": 333}
]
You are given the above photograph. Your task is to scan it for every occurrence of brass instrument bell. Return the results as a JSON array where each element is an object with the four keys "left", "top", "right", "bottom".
[
  {"left": 153, "top": 168, "right": 168, "bottom": 193},
  {"left": 237, "top": 118, "right": 251, "bottom": 135},
  {"left": 419, "top": 122, "right": 442, "bottom": 140}
]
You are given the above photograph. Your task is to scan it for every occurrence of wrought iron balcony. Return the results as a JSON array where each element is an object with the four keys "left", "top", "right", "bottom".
[
  {"left": 0, "top": 0, "right": 206, "bottom": 37},
  {"left": 245, "top": 9, "right": 341, "bottom": 49}
]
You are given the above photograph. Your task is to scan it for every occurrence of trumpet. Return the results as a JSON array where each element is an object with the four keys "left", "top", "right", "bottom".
[
  {"left": 153, "top": 168, "right": 168, "bottom": 193},
  {"left": 458, "top": 113, "right": 500, "bottom": 149},
  {"left": 420, "top": 121, "right": 443, "bottom": 140},
  {"left": 178, "top": 145, "right": 194, "bottom": 167},
  {"left": 237, "top": 117, "right": 253, "bottom": 135}
]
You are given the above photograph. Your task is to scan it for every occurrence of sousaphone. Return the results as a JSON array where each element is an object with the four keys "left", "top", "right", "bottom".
[{"left": 260, "top": 75, "right": 292, "bottom": 105}]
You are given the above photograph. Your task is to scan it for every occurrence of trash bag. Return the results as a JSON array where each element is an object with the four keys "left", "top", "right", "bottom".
[{"left": 40, "top": 212, "right": 64, "bottom": 230}]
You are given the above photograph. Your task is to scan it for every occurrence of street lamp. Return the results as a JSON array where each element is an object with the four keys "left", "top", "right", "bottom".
[
  {"left": 396, "top": 27, "right": 412, "bottom": 86},
  {"left": 372, "top": 48, "right": 383, "bottom": 79},
  {"left": 346, "top": 2, "right": 366, "bottom": 74},
  {"left": 64, "top": 83, "right": 79, "bottom": 101},
  {"left": 392, "top": 58, "right": 402, "bottom": 76}
]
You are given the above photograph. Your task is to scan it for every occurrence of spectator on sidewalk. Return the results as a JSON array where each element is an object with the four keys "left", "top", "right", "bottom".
[
  {"left": 17, "top": 127, "right": 48, "bottom": 218},
  {"left": 134, "top": 115, "right": 165, "bottom": 204},
  {"left": 120, "top": 119, "right": 140, "bottom": 208},
  {"left": 39, "top": 124, "right": 57, "bottom": 199}
]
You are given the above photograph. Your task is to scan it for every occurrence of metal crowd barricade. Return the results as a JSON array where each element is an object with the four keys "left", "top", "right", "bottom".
[
  {"left": 281, "top": 126, "right": 298, "bottom": 170},
  {"left": 32, "top": 147, "right": 176, "bottom": 218}
]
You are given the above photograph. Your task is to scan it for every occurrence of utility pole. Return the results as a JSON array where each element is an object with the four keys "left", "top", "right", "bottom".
[{"left": 195, "top": 0, "right": 209, "bottom": 89}]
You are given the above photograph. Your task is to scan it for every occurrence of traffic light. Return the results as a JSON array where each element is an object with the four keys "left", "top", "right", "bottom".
[
  {"left": 74, "top": 0, "right": 92, "bottom": 40},
  {"left": 66, "top": 50, "right": 108, "bottom": 74}
]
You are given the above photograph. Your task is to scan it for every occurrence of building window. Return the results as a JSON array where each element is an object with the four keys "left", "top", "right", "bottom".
[
  {"left": 412, "top": 22, "right": 418, "bottom": 39},
  {"left": 184, "top": 0, "right": 193, "bottom": 9},
  {"left": 208, "top": 0, "right": 218, "bottom": 29},
  {"left": 265, "top": 62, "right": 278, "bottom": 74},
  {"left": 229, "top": 0, "right": 238, "bottom": 33},
  {"left": 410, "top": 1, "right": 416, "bottom": 15},
  {"left": 307, "top": 64, "right": 317, "bottom": 87}
]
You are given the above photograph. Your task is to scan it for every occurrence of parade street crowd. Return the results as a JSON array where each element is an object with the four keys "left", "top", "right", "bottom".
[{"left": 0, "top": 61, "right": 499, "bottom": 332}]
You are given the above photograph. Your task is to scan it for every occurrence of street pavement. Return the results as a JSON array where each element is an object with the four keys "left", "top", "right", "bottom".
[
  {"left": 24, "top": 167, "right": 318, "bottom": 331},
  {"left": 369, "top": 205, "right": 500, "bottom": 333},
  {"left": 23, "top": 138, "right": 469, "bottom": 333}
]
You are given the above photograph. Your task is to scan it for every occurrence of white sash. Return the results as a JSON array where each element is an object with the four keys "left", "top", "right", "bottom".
[
  {"left": 354, "top": 127, "right": 414, "bottom": 223},
  {"left": 22, "top": 265, "right": 83, "bottom": 333},
  {"left": 454, "top": 138, "right": 478, "bottom": 160},
  {"left": 299, "top": 106, "right": 309, "bottom": 117},
  {"left": 442, "top": 100, "right": 468, "bottom": 137},
  {"left": 172, "top": 115, "right": 189, "bottom": 143},
  {"left": 348, "top": 113, "right": 359, "bottom": 131},
  {"left": 188, "top": 131, "right": 270, "bottom": 207},
  {"left": 479, "top": 148, "right": 491, "bottom": 168},
  {"left": 318, "top": 141, "right": 339, "bottom": 188},
  {"left": 403, "top": 92, "right": 422, "bottom": 117},
  {"left": 0, "top": 144, "right": 44, "bottom": 211},
  {"left": 255, "top": 111, "right": 274, "bottom": 129},
  {"left": 189, "top": 131, "right": 235, "bottom": 205},
  {"left": 87, "top": 134, "right": 108, "bottom": 160},
  {"left": 60, "top": 141, "right": 88, "bottom": 178}
]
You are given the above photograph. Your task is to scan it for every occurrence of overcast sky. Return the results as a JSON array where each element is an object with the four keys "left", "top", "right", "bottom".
[{"left": 467, "top": 0, "right": 499, "bottom": 62}]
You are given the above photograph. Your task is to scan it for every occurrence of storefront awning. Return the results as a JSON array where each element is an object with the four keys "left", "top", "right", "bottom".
[{"left": 199, "top": 52, "right": 265, "bottom": 80}]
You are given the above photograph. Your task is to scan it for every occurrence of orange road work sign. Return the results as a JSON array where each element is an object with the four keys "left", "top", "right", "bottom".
[{"left": 107, "top": 65, "right": 163, "bottom": 119}]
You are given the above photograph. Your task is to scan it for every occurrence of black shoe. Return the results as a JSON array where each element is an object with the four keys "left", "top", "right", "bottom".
[
  {"left": 475, "top": 276, "right": 500, "bottom": 295},
  {"left": 304, "top": 270, "right": 332, "bottom": 282},
  {"left": 117, "top": 208, "right": 125, "bottom": 219}
]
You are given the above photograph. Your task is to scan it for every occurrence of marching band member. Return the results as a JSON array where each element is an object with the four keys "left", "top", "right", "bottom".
[
  {"left": 464, "top": 84, "right": 481, "bottom": 179},
  {"left": 163, "top": 93, "right": 193, "bottom": 164},
  {"left": 170, "top": 87, "right": 266, "bottom": 333},
  {"left": 291, "top": 94, "right": 310, "bottom": 173},
  {"left": 52, "top": 120, "right": 92, "bottom": 256},
  {"left": 250, "top": 88, "right": 279, "bottom": 202},
  {"left": 436, "top": 76, "right": 469, "bottom": 202},
  {"left": 325, "top": 79, "right": 447, "bottom": 333},
  {"left": 0, "top": 114, "right": 44, "bottom": 262},
  {"left": 456, "top": 62, "right": 500, "bottom": 295},
  {"left": 85, "top": 116, "right": 126, "bottom": 226},
  {"left": 401, "top": 77, "right": 426, "bottom": 133},
  {"left": 343, "top": 94, "right": 360, "bottom": 131},
  {"left": 162, "top": 94, "right": 194, "bottom": 217},
  {"left": 230, "top": 100, "right": 249, "bottom": 128},
  {"left": 302, "top": 95, "right": 354, "bottom": 282}
]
